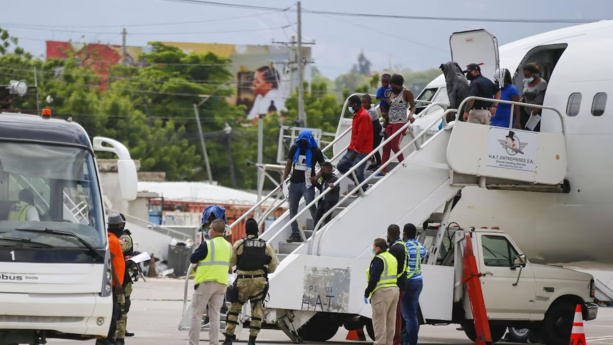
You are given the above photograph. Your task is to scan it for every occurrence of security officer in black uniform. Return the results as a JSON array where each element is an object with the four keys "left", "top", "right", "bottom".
[{"left": 223, "top": 218, "right": 278, "bottom": 345}]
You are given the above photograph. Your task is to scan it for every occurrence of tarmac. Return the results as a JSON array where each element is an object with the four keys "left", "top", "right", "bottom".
[{"left": 47, "top": 278, "right": 613, "bottom": 345}]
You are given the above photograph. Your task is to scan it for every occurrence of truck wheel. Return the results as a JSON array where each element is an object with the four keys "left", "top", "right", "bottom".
[
  {"left": 358, "top": 317, "right": 376, "bottom": 341},
  {"left": 297, "top": 313, "right": 340, "bottom": 342},
  {"left": 462, "top": 322, "right": 506, "bottom": 343},
  {"left": 542, "top": 302, "right": 574, "bottom": 345},
  {"left": 506, "top": 327, "right": 530, "bottom": 343}
]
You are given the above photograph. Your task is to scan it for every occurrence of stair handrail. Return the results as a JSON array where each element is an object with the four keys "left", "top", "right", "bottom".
[
  {"left": 312, "top": 106, "right": 455, "bottom": 255},
  {"left": 228, "top": 121, "right": 354, "bottom": 230},
  {"left": 455, "top": 96, "right": 566, "bottom": 133},
  {"left": 252, "top": 135, "right": 363, "bottom": 228},
  {"left": 269, "top": 102, "right": 449, "bottom": 243},
  {"left": 109, "top": 209, "right": 193, "bottom": 241}
]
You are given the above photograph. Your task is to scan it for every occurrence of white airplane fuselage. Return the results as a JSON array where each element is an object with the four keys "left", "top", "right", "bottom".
[{"left": 418, "top": 22, "right": 613, "bottom": 265}]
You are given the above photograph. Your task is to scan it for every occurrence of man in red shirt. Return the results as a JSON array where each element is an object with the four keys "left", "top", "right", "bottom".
[
  {"left": 337, "top": 95, "right": 373, "bottom": 193},
  {"left": 97, "top": 213, "right": 125, "bottom": 345}
]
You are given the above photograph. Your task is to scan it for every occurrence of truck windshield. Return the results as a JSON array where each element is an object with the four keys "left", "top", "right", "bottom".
[{"left": 0, "top": 142, "right": 104, "bottom": 249}]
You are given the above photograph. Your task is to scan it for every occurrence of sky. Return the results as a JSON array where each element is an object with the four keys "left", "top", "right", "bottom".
[{"left": 2, "top": 0, "right": 613, "bottom": 79}]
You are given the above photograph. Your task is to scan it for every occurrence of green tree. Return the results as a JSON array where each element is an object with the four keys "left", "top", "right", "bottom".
[{"left": 107, "top": 42, "right": 246, "bottom": 182}]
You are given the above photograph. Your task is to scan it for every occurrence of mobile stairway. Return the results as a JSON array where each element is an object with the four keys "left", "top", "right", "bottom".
[{"left": 180, "top": 97, "right": 569, "bottom": 342}]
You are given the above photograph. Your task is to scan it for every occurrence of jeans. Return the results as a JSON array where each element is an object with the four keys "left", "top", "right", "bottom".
[
  {"left": 337, "top": 150, "right": 368, "bottom": 192},
  {"left": 288, "top": 182, "right": 315, "bottom": 236},
  {"left": 401, "top": 279, "right": 423, "bottom": 345}
]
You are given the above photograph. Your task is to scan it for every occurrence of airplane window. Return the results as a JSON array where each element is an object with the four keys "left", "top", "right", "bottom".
[
  {"left": 566, "top": 93, "right": 582, "bottom": 116},
  {"left": 591, "top": 93, "right": 607, "bottom": 116}
]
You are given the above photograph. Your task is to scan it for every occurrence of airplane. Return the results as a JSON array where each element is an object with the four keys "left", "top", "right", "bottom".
[{"left": 407, "top": 20, "right": 613, "bottom": 267}]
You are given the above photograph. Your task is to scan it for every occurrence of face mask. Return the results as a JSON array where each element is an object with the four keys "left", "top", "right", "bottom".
[
  {"left": 391, "top": 88, "right": 402, "bottom": 94},
  {"left": 466, "top": 73, "right": 476, "bottom": 81},
  {"left": 524, "top": 77, "right": 534, "bottom": 83},
  {"left": 370, "top": 245, "right": 376, "bottom": 254},
  {"left": 348, "top": 105, "right": 355, "bottom": 114},
  {"left": 321, "top": 172, "right": 332, "bottom": 180}
]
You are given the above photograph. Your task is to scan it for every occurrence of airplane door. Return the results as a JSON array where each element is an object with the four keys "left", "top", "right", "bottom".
[{"left": 450, "top": 29, "right": 500, "bottom": 83}]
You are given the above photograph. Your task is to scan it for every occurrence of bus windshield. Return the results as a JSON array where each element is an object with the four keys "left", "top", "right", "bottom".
[{"left": 0, "top": 142, "right": 104, "bottom": 249}]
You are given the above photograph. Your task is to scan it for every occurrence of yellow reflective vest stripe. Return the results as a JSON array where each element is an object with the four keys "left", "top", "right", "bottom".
[
  {"left": 8, "top": 202, "right": 32, "bottom": 221},
  {"left": 406, "top": 242, "right": 422, "bottom": 279},
  {"left": 392, "top": 240, "right": 408, "bottom": 278},
  {"left": 366, "top": 251, "right": 398, "bottom": 297},
  {"left": 195, "top": 236, "right": 231, "bottom": 285}
]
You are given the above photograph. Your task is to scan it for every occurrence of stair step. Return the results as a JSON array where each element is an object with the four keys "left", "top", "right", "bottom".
[
  {"left": 277, "top": 254, "right": 288, "bottom": 262},
  {"left": 338, "top": 195, "right": 358, "bottom": 207},
  {"left": 332, "top": 207, "right": 345, "bottom": 218},
  {"left": 279, "top": 242, "right": 301, "bottom": 254},
  {"left": 306, "top": 218, "right": 314, "bottom": 230}
]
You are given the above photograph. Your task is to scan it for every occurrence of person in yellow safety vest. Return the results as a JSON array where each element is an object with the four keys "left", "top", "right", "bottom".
[
  {"left": 401, "top": 223, "right": 427, "bottom": 345},
  {"left": 387, "top": 225, "right": 408, "bottom": 345},
  {"left": 188, "top": 219, "right": 232, "bottom": 345},
  {"left": 365, "top": 238, "right": 400, "bottom": 345},
  {"left": 8, "top": 189, "right": 39, "bottom": 221}
]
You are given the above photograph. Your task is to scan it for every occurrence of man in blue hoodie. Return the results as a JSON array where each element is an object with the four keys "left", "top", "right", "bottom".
[{"left": 283, "top": 130, "right": 325, "bottom": 243}]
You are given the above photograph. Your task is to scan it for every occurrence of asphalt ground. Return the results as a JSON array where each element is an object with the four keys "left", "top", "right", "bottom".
[{"left": 47, "top": 278, "right": 613, "bottom": 345}]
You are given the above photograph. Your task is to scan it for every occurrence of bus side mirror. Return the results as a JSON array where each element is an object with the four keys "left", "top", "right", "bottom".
[{"left": 93, "top": 137, "right": 138, "bottom": 201}]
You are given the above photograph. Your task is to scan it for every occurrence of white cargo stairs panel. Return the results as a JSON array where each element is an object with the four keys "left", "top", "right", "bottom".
[{"left": 182, "top": 98, "right": 570, "bottom": 343}]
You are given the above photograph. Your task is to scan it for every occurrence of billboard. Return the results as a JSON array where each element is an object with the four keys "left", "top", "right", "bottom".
[
  {"left": 46, "top": 41, "right": 312, "bottom": 118},
  {"left": 162, "top": 42, "right": 311, "bottom": 119}
]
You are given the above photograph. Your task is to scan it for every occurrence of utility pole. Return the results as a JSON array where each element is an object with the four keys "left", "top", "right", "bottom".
[
  {"left": 272, "top": 2, "right": 315, "bottom": 126},
  {"left": 223, "top": 123, "right": 237, "bottom": 188},
  {"left": 296, "top": 1, "right": 305, "bottom": 126},
  {"left": 33, "top": 67, "right": 40, "bottom": 115},
  {"left": 121, "top": 28, "right": 127, "bottom": 66},
  {"left": 193, "top": 103, "right": 213, "bottom": 183}
]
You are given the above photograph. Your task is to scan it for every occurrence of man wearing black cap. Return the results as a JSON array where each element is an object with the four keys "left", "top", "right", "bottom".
[
  {"left": 223, "top": 218, "right": 278, "bottom": 345},
  {"left": 463, "top": 63, "right": 500, "bottom": 125}
]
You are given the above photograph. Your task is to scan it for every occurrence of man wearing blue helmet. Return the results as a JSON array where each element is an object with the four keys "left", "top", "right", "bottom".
[{"left": 282, "top": 130, "right": 325, "bottom": 243}]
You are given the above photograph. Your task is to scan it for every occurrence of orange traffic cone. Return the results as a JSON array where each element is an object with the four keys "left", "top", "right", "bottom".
[
  {"left": 346, "top": 328, "right": 366, "bottom": 341},
  {"left": 570, "top": 304, "right": 586, "bottom": 345}
]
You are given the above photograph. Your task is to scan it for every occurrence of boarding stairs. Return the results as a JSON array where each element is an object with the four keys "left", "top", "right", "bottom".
[
  {"left": 180, "top": 97, "right": 569, "bottom": 340},
  {"left": 9, "top": 175, "right": 88, "bottom": 223}
]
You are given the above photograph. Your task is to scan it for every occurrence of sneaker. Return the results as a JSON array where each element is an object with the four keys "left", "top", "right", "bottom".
[
  {"left": 286, "top": 235, "right": 303, "bottom": 243},
  {"left": 374, "top": 173, "right": 386, "bottom": 178}
]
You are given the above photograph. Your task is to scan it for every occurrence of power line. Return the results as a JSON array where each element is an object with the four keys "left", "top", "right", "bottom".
[
  {"left": 0, "top": 11, "right": 279, "bottom": 29},
  {"left": 325, "top": 14, "right": 445, "bottom": 52},
  {"left": 1, "top": 24, "right": 288, "bottom": 36},
  {"left": 0, "top": 65, "right": 347, "bottom": 95},
  {"left": 165, "top": 0, "right": 603, "bottom": 24},
  {"left": 0, "top": 65, "right": 244, "bottom": 87},
  {"left": 164, "top": 0, "right": 288, "bottom": 12}
]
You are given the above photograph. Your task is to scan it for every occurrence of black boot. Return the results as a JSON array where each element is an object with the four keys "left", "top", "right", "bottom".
[
  {"left": 247, "top": 335, "right": 257, "bottom": 345},
  {"left": 125, "top": 331, "right": 135, "bottom": 337},
  {"left": 222, "top": 333, "right": 233, "bottom": 345},
  {"left": 115, "top": 339, "right": 125, "bottom": 345}
]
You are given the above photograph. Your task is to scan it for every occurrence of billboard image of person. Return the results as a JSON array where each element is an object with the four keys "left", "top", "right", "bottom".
[{"left": 246, "top": 65, "right": 287, "bottom": 120}]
